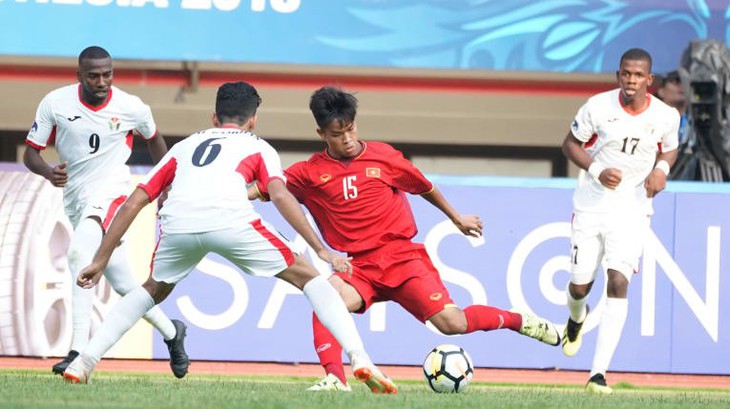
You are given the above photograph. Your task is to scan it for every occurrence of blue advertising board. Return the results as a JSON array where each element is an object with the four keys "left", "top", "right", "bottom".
[
  {"left": 151, "top": 176, "right": 730, "bottom": 375},
  {"left": 1, "top": 0, "right": 729, "bottom": 73}
]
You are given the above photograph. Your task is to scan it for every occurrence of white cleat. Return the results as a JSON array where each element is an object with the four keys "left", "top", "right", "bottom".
[
  {"left": 586, "top": 373, "right": 613, "bottom": 394},
  {"left": 350, "top": 354, "right": 398, "bottom": 394},
  {"left": 307, "top": 373, "right": 352, "bottom": 392},
  {"left": 63, "top": 357, "right": 93, "bottom": 384}
]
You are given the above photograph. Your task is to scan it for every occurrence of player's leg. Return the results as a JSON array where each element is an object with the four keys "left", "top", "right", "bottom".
[
  {"left": 104, "top": 241, "right": 188, "bottom": 377},
  {"left": 310, "top": 274, "right": 368, "bottom": 390},
  {"left": 64, "top": 233, "right": 201, "bottom": 383},
  {"left": 52, "top": 217, "right": 103, "bottom": 375},
  {"left": 586, "top": 212, "right": 648, "bottom": 394},
  {"left": 564, "top": 212, "right": 603, "bottom": 358}
]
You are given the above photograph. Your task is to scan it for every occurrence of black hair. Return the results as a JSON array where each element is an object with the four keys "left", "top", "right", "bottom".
[
  {"left": 78, "top": 46, "right": 111, "bottom": 64},
  {"left": 620, "top": 48, "right": 653, "bottom": 72},
  {"left": 309, "top": 86, "right": 358, "bottom": 129},
  {"left": 662, "top": 70, "right": 681, "bottom": 86},
  {"left": 215, "top": 81, "right": 262, "bottom": 124}
]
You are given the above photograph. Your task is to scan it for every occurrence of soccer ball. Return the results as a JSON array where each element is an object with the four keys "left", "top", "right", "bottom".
[{"left": 422, "top": 344, "right": 474, "bottom": 393}]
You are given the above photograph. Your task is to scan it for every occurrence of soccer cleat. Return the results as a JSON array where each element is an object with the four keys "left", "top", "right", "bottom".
[
  {"left": 350, "top": 354, "right": 398, "bottom": 394},
  {"left": 307, "top": 373, "right": 352, "bottom": 392},
  {"left": 52, "top": 350, "right": 80, "bottom": 375},
  {"left": 63, "top": 357, "right": 92, "bottom": 384},
  {"left": 164, "top": 319, "right": 190, "bottom": 378},
  {"left": 586, "top": 373, "right": 613, "bottom": 394},
  {"left": 517, "top": 311, "right": 561, "bottom": 346},
  {"left": 562, "top": 306, "right": 589, "bottom": 357}
]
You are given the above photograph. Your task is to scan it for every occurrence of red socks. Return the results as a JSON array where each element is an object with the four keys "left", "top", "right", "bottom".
[
  {"left": 312, "top": 313, "right": 347, "bottom": 384},
  {"left": 463, "top": 305, "right": 522, "bottom": 333}
]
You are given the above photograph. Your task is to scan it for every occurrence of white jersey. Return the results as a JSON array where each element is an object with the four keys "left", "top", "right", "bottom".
[
  {"left": 570, "top": 89, "right": 680, "bottom": 214},
  {"left": 139, "top": 127, "right": 285, "bottom": 234},
  {"left": 26, "top": 84, "right": 157, "bottom": 210}
]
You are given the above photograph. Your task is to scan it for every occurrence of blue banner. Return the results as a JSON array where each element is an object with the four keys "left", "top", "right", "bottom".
[
  {"left": 1, "top": 1, "right": 729, "bottom": 73},
  {"left": 152, "top": 176, "right": 730, "bottom": 375}
]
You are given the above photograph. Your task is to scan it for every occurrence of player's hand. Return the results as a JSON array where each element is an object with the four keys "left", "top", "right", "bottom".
[
  {"left": 49, "top": 161, "right": 68, "bottom": 188},
  {"left": 76, "top": 261, "right": 106, "bottom": 289},
  {"left": 644, "top": 168, "right": 667, "bottom": 198},
  {"left": 317, "top": 250, "right": 353, "bottom": 276},
  {"left": 453, "top": 214, "right": 483, "bottom": 238},
  {"left": 597, "top": 168, "right": 622, "bottom": 190}
]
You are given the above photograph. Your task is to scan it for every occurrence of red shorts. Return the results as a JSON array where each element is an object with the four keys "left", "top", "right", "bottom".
[{"left": 335, "top": 240, "right": 455, "bottom": 322}]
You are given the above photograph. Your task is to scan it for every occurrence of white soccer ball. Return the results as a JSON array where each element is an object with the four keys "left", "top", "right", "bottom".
[{"left": 422, "top": 344, "right": 474, "bottom": 393}]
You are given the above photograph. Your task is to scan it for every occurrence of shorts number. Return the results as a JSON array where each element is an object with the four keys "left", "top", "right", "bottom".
[
  {"left": 192, "top": 137, "right": 223, "bottom": 167},
  {"left": 88, "top": 133, "right": 100, "bottom": 154},
  {"left": 572, "top": 245, "right": 579, "bottom": 265}
]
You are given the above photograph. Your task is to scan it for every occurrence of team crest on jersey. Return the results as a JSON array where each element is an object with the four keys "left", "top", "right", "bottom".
[
  {"left": 319, "top": 174, "right": 332, "bottom": 182},
  {"left": 366, "top": 167, "right": 381, "bottom": 178},
  {"left": 109, "top": 117, "right": 121, "bottom": 131}
]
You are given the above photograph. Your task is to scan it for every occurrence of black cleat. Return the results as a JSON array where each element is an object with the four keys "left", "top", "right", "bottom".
[
  {"left": 586, "top": 373, "right": 613, "bottom": 394},
  {"left": 52, "top": 350, "right": 80, "bottom": 375},
  {"left": 164, "top": 319, "right": 189, "bottom": 378}
]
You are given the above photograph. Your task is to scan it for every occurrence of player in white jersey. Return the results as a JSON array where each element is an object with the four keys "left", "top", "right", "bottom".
[
  {"left": 62, "top": 81, "right": 398, "bottom": 394},
  {"left": 560, "top": 48, "right": 680, "bottom": 394},
  {"left": 23, "top": 46, "right": 189, "bottom": 378}
]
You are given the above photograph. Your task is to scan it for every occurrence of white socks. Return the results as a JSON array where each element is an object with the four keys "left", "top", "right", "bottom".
[
  {"left": 83, "top": 286, "right": 156, "bottom": 365},
  {"left": 591, "top": 297, "right": 628, "bottom": 377},
  {"left": 566, "top": 283, "right": 588, "bottom": 323},
  {"left": 302, "top": 275, "right": 369, "bottom": 362},
  {"left": 68, "top": 218, "right": 103, "bottom": 352},
  {"left": 105, "top": 243, "right": 176, "bottom": 340}
]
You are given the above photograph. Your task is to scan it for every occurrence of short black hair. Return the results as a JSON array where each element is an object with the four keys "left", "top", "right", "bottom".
[
  {"left": 620, "top": 48, "right": 653, "bottom": 72},
  {"left": 662, "top": 70, "right": 681, "bottom": 86},
  {"left": 215, "top": 81, "right": 261, "bottom": 124},
  {"left": 309, "top": 86, "right": 358, "bottom": 129},
  {"left": 78, "top": 46, "right": 111, "bottom": 65}
]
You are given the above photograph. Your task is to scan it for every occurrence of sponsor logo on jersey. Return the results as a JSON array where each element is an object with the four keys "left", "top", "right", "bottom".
[
  {"left": 319, "top": 174, "right": 332, "bottom": 182},
  {"left": 607, "top": 117, "right": 619, "bottom": 122},
  {"left": 29, "top": 121, "right": 38, "bottom": 134},
  {"left": 429, "top": 292, "right": 443, "bottom": 301},
  {"left": 109, "top": 117, "right": 121, "bottom": 131},
  {"left": 67, "top": 115, "right": 81, "bottom": 122},
  {"left": 366, "top": 167, "right": 381, "bottom": 178},
  {"left": 571, "top": 119, "right": 578, "bottom": 131}
]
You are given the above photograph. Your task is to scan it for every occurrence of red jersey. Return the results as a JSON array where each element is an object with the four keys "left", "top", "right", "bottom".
[{"left": 262, "top": 141, "right": 433, "bottom": 254}]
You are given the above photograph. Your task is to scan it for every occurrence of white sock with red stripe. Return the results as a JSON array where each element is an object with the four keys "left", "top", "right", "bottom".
[
  {"left": 302, "top": 275, "right": 369, "bottom": 362},
  {"left": 83, "top": 286, "right": 156, "bottom": 365},
  {"left": 68, "top": 218, "right": 103, "bottom": 352},
  {"left": 105, "top": 243, "right": 176, "bottom": 340}
]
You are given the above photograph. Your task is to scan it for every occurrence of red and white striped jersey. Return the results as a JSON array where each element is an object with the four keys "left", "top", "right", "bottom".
[
  {"left": 570, "top": 89, "right": 680, "bottom": 213},
  {"left": 139, "top": 127, "right": 285, "bottom": 234},
  {"left": 25, "top": 84, "right": 157, "bottom": 203}
]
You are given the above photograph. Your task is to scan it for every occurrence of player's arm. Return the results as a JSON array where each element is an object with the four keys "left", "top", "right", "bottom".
[
  {"left": 77, "top": 187, "right": 151, "bottom": 289},
  {"left": 145, "top": 132, "right": 168, "bottom": 164},
  {"left": 23, "top": 146, "right": 68, "bottom": 187},
  {"left": 267, "top": 179, "right": 351, "bottom": 273},
  {"left": 562, "top": 131, "right": 621, "bottom": 189},
  {"left": 421, "top": 187, "right": 482, "bottom": 238},
  {"left": 644, "top": 149, "right": 679, "bottom": 198}
]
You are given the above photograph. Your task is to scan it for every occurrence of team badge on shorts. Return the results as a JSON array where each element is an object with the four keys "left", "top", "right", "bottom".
[
  {"left": 109, "top": 117, "right": 121, "bottom": 131},
  {"left": 319, "top": 174, "right": 332, "bottom": 182},
  {"left": 429, "top": 292, "right": 443, "bottom": 301}
]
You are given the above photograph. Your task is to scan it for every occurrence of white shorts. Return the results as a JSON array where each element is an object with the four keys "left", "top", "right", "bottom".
[
  {"left": 569, "top": 209, "right": 650, "bottom": 284},
  {"left": 64, "top": 180, "right": 130, "bottom": 230},
  {"left": 151, "top": 219, "right": 296, "bottom": 284}
]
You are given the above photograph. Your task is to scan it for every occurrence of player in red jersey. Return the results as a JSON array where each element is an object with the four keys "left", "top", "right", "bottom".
[{"left": 254, "top": 86, "right": 561, "bottom": 392}]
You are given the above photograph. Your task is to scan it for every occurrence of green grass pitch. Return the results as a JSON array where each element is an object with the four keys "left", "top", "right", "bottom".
[{"left": 1, "top": 369, "right": 728, "bottom": 409}]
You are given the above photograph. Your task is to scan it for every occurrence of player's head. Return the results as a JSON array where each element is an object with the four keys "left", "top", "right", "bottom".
[
  {"left": 77, "top": 46, "right": 113, "bottom": 106},
  {"left": 310, "top": 86, "right": 362, "bottom": 159},
  {"left": 657, "top": 70, "right": 685, "bottom": 112},
  {"left": 617, "top": 48, "right": 654, "bottom": 102},
  {"left": 214, "top": 81, "right": 262, "bottom": 128}
]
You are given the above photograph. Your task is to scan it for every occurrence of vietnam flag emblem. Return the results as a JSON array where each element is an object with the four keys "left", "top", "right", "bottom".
[{"left": 366, "top": 167, "right": 381, "bottom": 178}]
